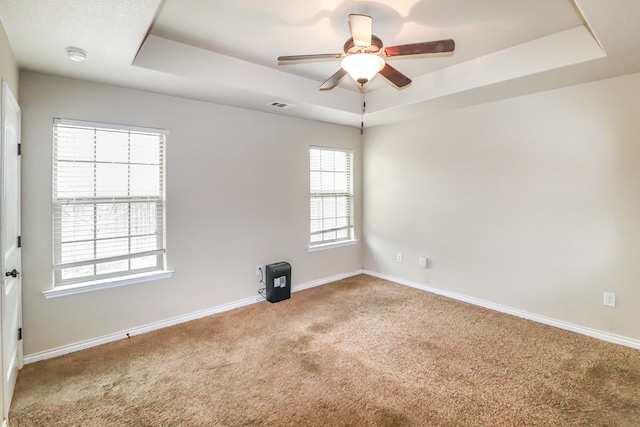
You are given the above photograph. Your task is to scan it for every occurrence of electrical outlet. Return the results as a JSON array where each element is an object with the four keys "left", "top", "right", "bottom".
[
  {"left": 603, "top": 292, "right": 616, "bottom": 307},
  {"left": 256, "top": 265, "right": 263, "bottom": 277},
  {"left": 419, "top": 256, "right": 428, "bottom": 268},
  {"left": 396, "top": 252, "right": 403, "bottom": 263}
]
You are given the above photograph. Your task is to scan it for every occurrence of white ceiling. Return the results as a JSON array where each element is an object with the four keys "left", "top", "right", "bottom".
[{"left": 1, "top": 0, "right": 639, "bottom": 128}]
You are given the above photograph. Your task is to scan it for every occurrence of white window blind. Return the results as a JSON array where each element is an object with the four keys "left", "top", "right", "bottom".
[
  {"left": 53, "top": 119, "right": 167, "bottom": 286},
  {"left": 310, "top": 147, "right": 354, "bottom": 245}
]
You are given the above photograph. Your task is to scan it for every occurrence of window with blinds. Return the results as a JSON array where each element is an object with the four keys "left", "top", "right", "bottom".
[
  {"left": 53, "top": 119, "right": 167, "bottom": 286},
  {"left": 310, "top": 147, "right": 354, "bottom": 246}
]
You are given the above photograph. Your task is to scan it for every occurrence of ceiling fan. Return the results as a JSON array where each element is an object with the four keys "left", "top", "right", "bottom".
[{"left": 277, "top": 14, "right": 455, "bottom": 90}]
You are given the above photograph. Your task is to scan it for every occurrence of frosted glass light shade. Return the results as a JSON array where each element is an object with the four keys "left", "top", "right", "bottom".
[{"left": 341, "top": 53, "right": 385, "bottom": 84}]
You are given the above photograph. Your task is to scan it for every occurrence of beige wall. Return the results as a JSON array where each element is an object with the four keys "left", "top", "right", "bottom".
[
  {"left": 18, "top": 64, "right": 640, "bottom": 355},
  {"left": 20, "top": 72, "right": 362, "bottom": 355},
  {"left": 0, "top": 17, "right": 18, "bottom": 98},
  {"left": 363, "top": 72, "right": 640, "bottom": 341}
]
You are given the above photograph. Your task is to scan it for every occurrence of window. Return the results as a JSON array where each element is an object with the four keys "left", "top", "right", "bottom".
[
  {"left": 53, "top": 119, "right": 167, "bottom": 287},
  {"left": 309, "top": 147, "right": 354, "bottom": 247}
]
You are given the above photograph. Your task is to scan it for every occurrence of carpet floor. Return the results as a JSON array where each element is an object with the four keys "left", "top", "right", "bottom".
[{"left": 9, "top": 275, "right": 640, "bottom": 426}]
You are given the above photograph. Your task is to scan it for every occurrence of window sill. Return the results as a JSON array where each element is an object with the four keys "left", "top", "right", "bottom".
[
  {"left": 43, "top": 270, "right": 174, "bottom": 299},
  {"left": 308, "top": 239, "right": 359, "bottom": 252}
]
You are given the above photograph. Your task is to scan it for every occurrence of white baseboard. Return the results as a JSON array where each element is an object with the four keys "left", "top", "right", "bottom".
[
  {"left": 23, "top": 269, "right": 364, "bottom": 364},
  {"left": 292, "top": 269, "right": 364, "bottom": 292},
  {"left": 31, "top": 268, "right": 635, "bottom": 363},
  {"left": 363, "top": 270, "right": 640, "bottom": 350}
]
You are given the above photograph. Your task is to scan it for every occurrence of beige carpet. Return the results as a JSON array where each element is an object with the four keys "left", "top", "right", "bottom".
[{"left": 9, "top": 275, "right": 640, "bottom": 426}]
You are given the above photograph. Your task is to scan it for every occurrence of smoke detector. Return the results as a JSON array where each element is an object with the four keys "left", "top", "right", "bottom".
[{"left": 65, "top": 47, "right": 88, "bottom": 62}]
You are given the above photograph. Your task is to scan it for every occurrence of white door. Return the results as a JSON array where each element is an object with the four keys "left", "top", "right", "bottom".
[{"left": 0, "top": 81, "right": 22, "bottom": 422}]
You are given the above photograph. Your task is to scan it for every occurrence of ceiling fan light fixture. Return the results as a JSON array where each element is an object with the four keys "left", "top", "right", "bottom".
[{"left": 341, "top": 53, "right": 385, "bottom": 84}]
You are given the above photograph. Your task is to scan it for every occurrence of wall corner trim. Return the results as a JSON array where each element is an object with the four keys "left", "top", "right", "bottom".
[{"left": 362, "top": 270, "right": 640, "bottom": 350}]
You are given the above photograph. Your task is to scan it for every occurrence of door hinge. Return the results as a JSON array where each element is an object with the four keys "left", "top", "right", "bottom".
[
  {"left": 17, "top": 236, "right": 21, "bottom": 248},
  {"left": 18, "top": 143, "right": 21, "bottom": 155},
  {"left": 18, "top": 328, "right": 22, "bottom": 341}
]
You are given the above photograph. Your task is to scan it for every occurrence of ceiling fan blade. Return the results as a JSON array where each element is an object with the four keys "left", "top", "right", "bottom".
[
  {"left": 384, "top": 39, "right": 455, "bottom": 57},
  {"left": 278, "top": 53, "right": 343, "bottom": 62},
  {"left": 319, "top": 68, "right": 348, "bottom": 91},
  {"left": 378, "top": 63, "right": 412, "bottom": 88},
  {"left": 348, "top": 14, "right": 372, "bottom": 48}
]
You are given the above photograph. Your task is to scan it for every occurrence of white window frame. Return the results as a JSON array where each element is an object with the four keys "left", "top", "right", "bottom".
[
  {"left": 309, "top": 146, "right": 355, "bottom": 250},
  {"left": 48, "top": 119, "right": 171, "bottom": 297}
]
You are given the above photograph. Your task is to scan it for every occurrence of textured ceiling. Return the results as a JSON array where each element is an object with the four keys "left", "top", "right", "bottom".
[
  {"left": 1, "top": 0, "right": 639, "bottom": 128},
  {"left": 150, "top": 0, "right": 581, "bottom": 83}
]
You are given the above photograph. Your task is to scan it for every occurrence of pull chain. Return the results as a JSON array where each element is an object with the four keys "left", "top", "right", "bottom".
[{"left": 360, "top": 83, "right": 366, "bottom": 135}]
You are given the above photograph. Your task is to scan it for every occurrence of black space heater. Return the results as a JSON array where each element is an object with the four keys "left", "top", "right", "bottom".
[{"left": 265, "top": 262, "right": 291, "bottom": 303}]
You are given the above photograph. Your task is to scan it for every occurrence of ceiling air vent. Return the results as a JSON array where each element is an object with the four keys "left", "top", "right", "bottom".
[{"left": 267, "top": 101, "right": 295, "bottom": 109}]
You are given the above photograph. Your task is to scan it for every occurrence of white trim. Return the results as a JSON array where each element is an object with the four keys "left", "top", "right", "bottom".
[
  {"left": 363, "top": 270, "right": 640, "bottom": 350},
  {"left": 308, "top": 239, "right": 358, "bottom": 252},
  {"left": 25, "top": 269, "right": 364, "bottom": 363},
  {"left": 43, "top": 270, "right": 174, "bottom": 299},
  {"left": 292, "top": 269, "right": 363, "bottom": 292},
  {"left": 53, "top": 118, "right": 169, "bottom": 135}
]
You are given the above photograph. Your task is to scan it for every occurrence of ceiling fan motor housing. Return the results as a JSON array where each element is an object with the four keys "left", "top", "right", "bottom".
[{"left": 344, "top": 35, "right": 383, "bottom": 54}]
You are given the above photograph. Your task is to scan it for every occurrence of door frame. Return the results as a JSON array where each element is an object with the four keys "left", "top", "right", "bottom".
[{"left": 0, "top": 80, "right": 23, "bottom": 425}]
